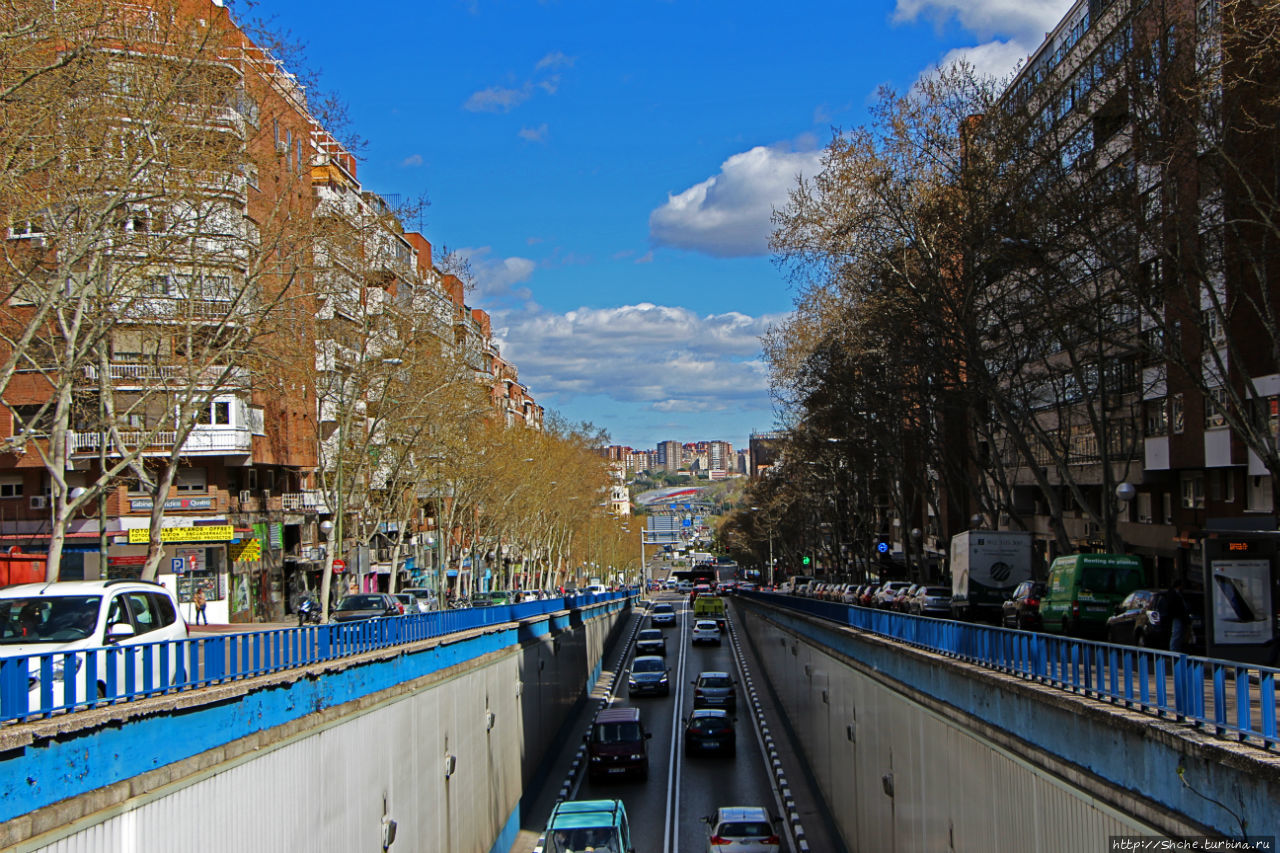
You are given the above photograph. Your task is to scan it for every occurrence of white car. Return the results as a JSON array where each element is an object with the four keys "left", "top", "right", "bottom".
[
  {"left": 705, "top": 806, "right": 781, "bottom": 853},
  {"left": 691, "top": 619, "right": 722, "bottom": 646},
  {"left": 0, "top": 580, "right": 189, "bottom": 713}
]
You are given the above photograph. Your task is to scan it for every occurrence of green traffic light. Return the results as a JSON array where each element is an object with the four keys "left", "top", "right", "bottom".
[{"left": 802, "top": 555, "right": 811, "bottom": 566}]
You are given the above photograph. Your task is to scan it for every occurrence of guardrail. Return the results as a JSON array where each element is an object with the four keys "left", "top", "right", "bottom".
[
  {"left": 746, "top": 592, "right": 1279, "bottom": 750},
  {"left": 0, "top": 591, "right": 633, "bottom": 725}
]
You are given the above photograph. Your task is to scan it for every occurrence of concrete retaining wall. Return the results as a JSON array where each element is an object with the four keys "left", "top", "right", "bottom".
[
  {"left": 737, "top": 598, "right": 1280, "bottom": 851},
  {"left": 0, "top": 599, "right": 632, "bottom": 853}
]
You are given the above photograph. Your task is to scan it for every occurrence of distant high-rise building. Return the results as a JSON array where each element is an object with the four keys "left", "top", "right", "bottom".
[
  {"left": 708, "top": 441, "right": 732, "bottom": 471},
  {"left": 657, "top": 440, "right": 683, "bottom": 473}
]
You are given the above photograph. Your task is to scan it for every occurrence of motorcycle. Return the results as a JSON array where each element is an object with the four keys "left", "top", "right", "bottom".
[{"left": 297, "top": 595, "right": 322, "bottom": 626}]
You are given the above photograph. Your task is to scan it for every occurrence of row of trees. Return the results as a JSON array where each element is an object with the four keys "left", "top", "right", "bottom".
[
  {"left": 721, "top": 0, "right": 1280, "bottom": 579},
  {"left": 0, "top": 0, "right": 634, "bottom": 599}
]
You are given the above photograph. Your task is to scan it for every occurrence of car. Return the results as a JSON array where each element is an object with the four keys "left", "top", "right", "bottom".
[
  {"left": 692, "top": 671, "right": 737, "bottom": 711},
  {"left": 331, "top": 593, "right": 400, "bottom": 622},
  {"left": 585, "top": 706, "right": 651, "bottom": 781},
  {"left": 399, "top": 587, "right": 439, "bottom": 612},
  {"left": 704, "top": 806, "right": 781, "bottom": 853},
  {"left": 909, "top": 586, "right": 952, "bottom": 617},
  {"left": 1039, "top": 553, "right": 1145, "bottom": 637},
  {"left": 892, "top": 583, "right": 922, "bottom": 611},
  {"left": 874, "top": 581, "right": 912, "bottom": 609},
  {"left": 0, "top": 579, "right": 189, "bottom": 708},
  {"left": 536, "top": 799, "right": 635, "bottom": 853},
  {"left": 391, "top": 593, "right": 416, "bottom": 615},
  {"left": 691, "top": 620, "right": 722, "bottom": 646},
  {"left": 684, "top": 708, "right": 735, "bottom": 756},
  {"left": 469, "top": 592, "right": 494, "bottom": 607},
  {"left": 1106, "top": 589, "right": 1205, "bottom": 651},
  {"left": 635, "top": 628, "right": 666, "bottom": 656},
  {"left": 1001, "top": 581, "right": 1046, "bottom": 630},
  {"left": 627, "top": 655, "right": 670, "bottom": 697},
  {"left": 650, "top": 603, "right": 676, "bottom": 626},
  {"left": 738, "top": 582, "right": 757, "bottom": 592}
]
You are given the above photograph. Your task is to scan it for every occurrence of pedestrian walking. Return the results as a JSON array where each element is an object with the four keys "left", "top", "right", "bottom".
[
  {"left": 193, "top": 586, "right": 208, "bottom": 625},
  {"left": 1163, "top": 577, "right": 1190, "bottom": 653}
]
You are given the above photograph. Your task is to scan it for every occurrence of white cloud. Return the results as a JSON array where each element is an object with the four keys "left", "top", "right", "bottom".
[
  {"left": 494, "top": 303, "right": 785, "bottom": 412},
  {"left": 649, "top": 144, "right": 823, "bottom": 258},
  {"left": 464, "top": 84, "right": 533, "bottom": 113},
  {"left": 456, "top": 246, "right": 537, "bottom": 302},
  {"left": 519, "top": 123, "right": 549, "bottom": 143},
  {"left": 536, "top": 51, "right": 575, "bottom": 71},
  {"left": 935, "top": 39, "right": 1030, "bottom": 82},
  {"left": 893, "top": 0, "right": 1073, "bottom": 44},
  {"left": 400, "top": 154, "right": 423, "bottom": 167}
]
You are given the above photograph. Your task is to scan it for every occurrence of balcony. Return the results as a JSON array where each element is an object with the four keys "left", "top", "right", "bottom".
[
  {"left": 81, "top": 364, "right": 249, "bottom": 388},
  {"left": 282, "top": 490, "right": 328, "bottom": 513},
  {"left": 68, "top": 427, "right": 252, "bottom": 457}
]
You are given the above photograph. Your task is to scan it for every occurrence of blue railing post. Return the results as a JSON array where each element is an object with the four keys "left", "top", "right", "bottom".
[{"left": 0, "top": 656, "right": 29, "bottom": 720}]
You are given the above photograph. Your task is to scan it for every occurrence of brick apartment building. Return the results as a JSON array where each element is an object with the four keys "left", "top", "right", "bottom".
[{"left": 0, "top": 0, "right": 542, "bottom": 621}]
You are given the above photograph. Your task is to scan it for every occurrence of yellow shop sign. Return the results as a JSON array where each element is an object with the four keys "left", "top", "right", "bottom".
[{"left": 128, "top": 525, "right": 235, "bottom": 544}]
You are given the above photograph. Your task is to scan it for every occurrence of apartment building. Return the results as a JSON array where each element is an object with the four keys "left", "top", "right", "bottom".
[
  {"left": 981, "top": 0, "right": 1279, "bottom": 584},
  {"left": 0, "top": 0, "right": 543, "bottom": 621}
]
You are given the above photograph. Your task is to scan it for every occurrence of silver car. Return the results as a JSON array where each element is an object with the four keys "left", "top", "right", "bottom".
[{"left": 692, "top": 670, "right": 737, "bottom": 711}]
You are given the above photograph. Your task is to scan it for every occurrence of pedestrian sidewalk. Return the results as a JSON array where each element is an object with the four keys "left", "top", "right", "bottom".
[{"left": 189, "top": 621, "right": 295, "bottom": 635}]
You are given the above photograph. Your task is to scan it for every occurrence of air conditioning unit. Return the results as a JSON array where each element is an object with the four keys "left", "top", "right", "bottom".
[{"left": 29, "top": 495, "right": 47, "bottom": 510}]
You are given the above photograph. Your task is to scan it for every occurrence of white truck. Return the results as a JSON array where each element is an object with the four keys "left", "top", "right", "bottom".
[{"left": 950, "top": 530, "right": 1033, "bottom": 622}]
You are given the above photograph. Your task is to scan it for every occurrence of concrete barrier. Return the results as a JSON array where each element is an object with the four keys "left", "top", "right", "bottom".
[
  {"left": 0, "top": 598, "right": 633, "bottom": 853},
  {"left": 736, "top": 597, "right": 1280, "bottom": 850}
]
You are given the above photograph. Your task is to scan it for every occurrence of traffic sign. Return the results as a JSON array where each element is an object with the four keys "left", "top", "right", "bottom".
[
  {"left": 877, "top": 541, "right": 889, "bottom": 554},
  {"left": 171, "top": 557, "right": 184, "bottom": 575},
  {"left": 333, "top": 559, "right": 346, "bottom": 570}
]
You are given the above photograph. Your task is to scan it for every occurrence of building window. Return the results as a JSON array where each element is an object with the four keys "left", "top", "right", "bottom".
[
  {"left": 1145, "top": 399, "right": 1168, "bottom": 436},
  {"left": 1171, "top": 393, "right": 1185, "bottom": 434},
  {"left": 1180, "top": 473, "right": 1205, "bottom": 509},
  {"left": 195, "top": 399, "right": 233, "bottom": 426},
  {"left": 1246, "top": 476, "right": 1274, "bottom": 513},
  {"left": 1204, "top": 387, "right": 1228, "bottom": 429},
  {"left": 0, "top": 478, "right": 23, "bottom": 499},
  {"left": 174, "top": 468, "right": 207, "bottom": 493}
]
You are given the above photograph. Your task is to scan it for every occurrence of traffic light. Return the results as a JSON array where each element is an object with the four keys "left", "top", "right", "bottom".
[{"left": 802, "top": 555, "right": 812, "bottom": 567}]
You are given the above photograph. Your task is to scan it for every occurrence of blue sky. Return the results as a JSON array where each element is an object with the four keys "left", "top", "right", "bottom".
[{"left": 256, "top": 0, "right": 1073, "bottom": 450}]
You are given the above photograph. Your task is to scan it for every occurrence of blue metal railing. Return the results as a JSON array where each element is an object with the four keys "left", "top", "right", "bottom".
[
  {"left": 0, "top": 591, "right": 633, "bottom": 724},
  {"left": 747, "top": 592, "right": 1279, "bottom": 750}
]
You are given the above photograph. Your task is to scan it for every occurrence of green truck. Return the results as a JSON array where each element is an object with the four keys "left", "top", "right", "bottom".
[
  {"left": 693, "top": 595, "right": 726, "bottom": 629},
  {"left": 1039, "top": 553, "right": 1145, "bottom": 637}
]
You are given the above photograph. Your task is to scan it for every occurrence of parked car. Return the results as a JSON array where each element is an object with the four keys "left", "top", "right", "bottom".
[
  {"left": 891, "top": 584, "right": 921, "bottom": 611},
  {"left": 535, "top": 798, "right": 634, "bottom": 853},
  {"left": 400, "top": 587, "right": 438, "bottom": 612},
  {"left": 1001, "top": 581, "right": 1047, "bottom": 630},
  {"left": 586, "top": 706, "right": 651, "bottom": 782},
  {"left": 1106, "top": 589, "right": 1205, "bottom": 651},
  {"left": 1040, "top": 554, "right": 1145, "bottom": 637},
  {"left": 635, "top": 628, "right": 666, "bottom": 656},
  {"left": 627, "top": 655, "right": 670, "bottom": 697},
  {"left": 909, "top": 586, "right": 953, "bottom": 617},
  {"left": 858, "top": 584, "right": 879, "bottom": 607},
  {"left": 469, "top": 592, "right": 494, "bottom": 608},
  {"left": 691, "top": 620, "right": 722, "bottom": 646},
  {"left": 704, "top": 806, "right": 781, "bottom": 853},
  {"left": 0, "top": 579, "right": 189, "bottom": 708},
  {"left": 650, "top": 603, "right": 677, "bottom": 627},
  {"left": 331, "top": 594, "right": 400, "bottom": 622},
  {"left": 692, "top": 671, "right": 737, "bottom": 711},
  {"left": 874, "top": 581, "right": 912, "bottom": 609},
  {"left": 391, "top": 593, "right": 416, "bottom": 615},
  {"left": 684, "top": 709, "right": 736, "bottom": 756}
]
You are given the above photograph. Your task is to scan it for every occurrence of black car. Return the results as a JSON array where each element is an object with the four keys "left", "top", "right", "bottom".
[
  {"left": 684, "top": 709, "right": 735, "bottom": 756},
  {"left": 331, "top": 594, "right": 400, "bottom": 622},
  {"left": 1001, "top": 581, "right": 1046, "bottom": 630},
  {"left": 1106, "top": 589, "right": 1205, "bottom": 651},
  {"left": 635, "top": 628, "right": 666, "bottom": 656}
]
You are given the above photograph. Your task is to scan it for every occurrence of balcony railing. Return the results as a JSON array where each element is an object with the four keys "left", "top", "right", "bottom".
[
  {"left": 81, "top": 364, "right": 249, "bottom": 387},
  {"left": 281, "top": 491, "right": 328, "bottom": 513},
  {"left": 69, "top": 427, "right": 252, "bottom": 456}
]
